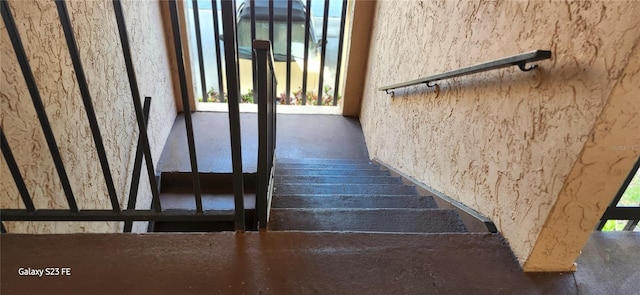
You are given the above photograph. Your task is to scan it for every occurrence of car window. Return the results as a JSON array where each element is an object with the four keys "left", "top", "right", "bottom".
[{"left": 237, "top": 19, "right": 314, "bottom": 61}]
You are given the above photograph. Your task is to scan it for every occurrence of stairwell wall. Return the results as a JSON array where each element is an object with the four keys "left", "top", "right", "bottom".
[
  {"left": 1, "top": 0, "right": 177, "bottom": 233},
  {"left": 358, "top": 0, "right": 640, "bottom": 271}
]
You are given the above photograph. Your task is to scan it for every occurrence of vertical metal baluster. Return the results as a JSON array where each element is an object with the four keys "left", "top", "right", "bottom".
[
  {"left": 254, "top": 40, "right": 276, "bottom": 229},
  {"left": 268, "top": 0, "right": 273, "bottom": 47},
  {"left": 332, "top": 0, "right": 348, "bottom": 106},
  {"left": 57, "top": 0, "right": 121, "bottom": 212},
  {"left": 623, "top": 220, "right": 639, "bottom": 231},
  {"left": 193, "top": 0, "right": 208, "bottom": 102},
  {"left": 272, "top": 60, "right": 277, "bottom": 149},
  {"left": 255, "top": 41, "right": 267, "bottom": 229},
  {"left": 285, "top": 0, "right": 292, "bottom": 104},
  {"left": 221, "top": 0, "right": 245, "bottom": 231},
  {"left": 233, "top": 0, "right": 241, "bottom": 95},
  {"left": 168, "top": 0, "right": 203, "bottom": 214},
  {"left": 123, "top": 97, "right": 151, "bottom": 232},
  {"left": 316, "top": 0, "right": 329, "bottom": 105},
  {"left": 112, "top": 0, "right": 162, "bottom": 212},
  {"left": 1, "top": 0, "right": 78, "bottom": 212},
  {"left": 250, "top": 0, "right": 256, "bottom": 104},
  {"left": 301, "top": 0, "right": 311, "bottom": 105},
  {"left": 1, "top": 128, "right": 35, "bottom": 212},
  {"left": 211, "top": 0, "right": 225, "bottom": 102}
]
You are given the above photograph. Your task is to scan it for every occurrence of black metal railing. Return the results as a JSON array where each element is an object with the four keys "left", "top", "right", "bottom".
[
  {"left": 220, "top": 0, "right": 247, "bottom": 231},
  {"left": 0, "top": 0, "right": 261, "bottom": 232},
  {"left": 596, "top": 157, "right": 640, "bottom": 231},
  {"left": 168, "top": 0, "right": 204, "bottom": 215},
  {"left": 254, "top": 40, "right": 277, "bottom": 229},
  {"left": 188, "top": 0, "right": 348, "bottom": 106},
  {"left": 379, "top": 50, "right": 552, "bottom": 95}
]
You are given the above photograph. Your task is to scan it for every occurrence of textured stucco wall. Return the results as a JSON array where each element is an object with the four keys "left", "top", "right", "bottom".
[
  {"left": 360, "top": 0, "right": 640, "bottom": 269},
  {"left": 1, "top": 0, "right": 177, "bottom": 233}
]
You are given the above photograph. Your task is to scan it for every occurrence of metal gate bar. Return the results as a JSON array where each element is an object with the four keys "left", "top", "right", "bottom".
[{"left": 1, "top": 0, "right": 79, "bottom": 212}]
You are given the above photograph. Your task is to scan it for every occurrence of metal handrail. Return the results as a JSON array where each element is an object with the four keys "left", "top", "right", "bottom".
[
  {"left": 254, "top": 40, "right": 277, "bottom": 230},
  {"left": 379, "top": 50, "right": 552, "bottom": 94}
]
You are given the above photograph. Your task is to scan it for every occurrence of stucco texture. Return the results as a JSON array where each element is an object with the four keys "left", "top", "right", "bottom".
[
  {"left": 360, "top": 0, "right": 640, "bottom": 270},
  {"left": 1, "top": 0, "right": 176, "bottom": 233}
]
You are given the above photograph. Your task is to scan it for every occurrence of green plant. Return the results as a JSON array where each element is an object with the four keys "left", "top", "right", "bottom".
[
  {"left": 275, "top": 85, "right": 342, "bottom": 106},
  {"left": 207, "top": 87, "right": 219, "bottom": 102},
  {"left": 241, "top": 89, "right": 254, "bottom": 103}
]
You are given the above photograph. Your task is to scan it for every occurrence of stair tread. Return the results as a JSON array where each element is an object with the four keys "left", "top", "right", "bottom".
[
  {"left": 275, "top": 168, "right": 391, "bottom": 176},
  {"left": 159, "top": 192, "right": 256, "bottom": 210},
  {"left": 275, "top": 183, "right": 417, "bottom": 195},
  {"left": 277, "top": 158, "right": 373, "bottom": 165},
  {"left": 277, "top": 163, "right": 381, "bottom": 170},
  {"left": 274, "top": 175, "right": 402, "bottom": 184},
  {"left": 269, "top": 208, "right": 467, "bottom": 233},
  {"left": 272, "top": 194, "right": 438, "bottom": 209}
]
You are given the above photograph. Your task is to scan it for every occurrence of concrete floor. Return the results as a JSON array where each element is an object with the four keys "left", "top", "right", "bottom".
[
  {"left": 157, "top": 112, "right": 369, "bottom": 173},
  {"left": 1, "top": 232, "right": 637, "bottom": 294}
]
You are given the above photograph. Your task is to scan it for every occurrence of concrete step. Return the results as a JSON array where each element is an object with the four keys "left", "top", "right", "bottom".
[
  {"left": 159, "top": 192, "right": 255, "bottom": 211},
  {"left": 151, "top": 221, "right": 237, "bottom": 232},
  {"left": 274, "top": 175, "right": 402, "bottom": 185},
  {"left": 275, "top": 168, "right": 391, "bottom": 177},
  {"left": 155, "top": 192, "right": 255, "bottom": 232},
  {"left": 272, "top": 194, "right": 438, "bottom": 209},
  {"left": 277, "top": 158, "right": 373, "bottom": 165},
  {"left": 277, "top": 163, "right": 381, "bottom": 170},
  {"left": 160, "top": 172, "right": 255, "bottom": 194},
  {"left": 269, "top": 208, "right": 467, "bottom": 233},
  {"left": 275, "top": 184, "right": 417, "bottom": 195}
]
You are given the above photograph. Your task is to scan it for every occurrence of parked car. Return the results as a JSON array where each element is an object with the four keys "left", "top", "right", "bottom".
[{"left": 234, "top": 0, "right": 321, "bottom": 99}]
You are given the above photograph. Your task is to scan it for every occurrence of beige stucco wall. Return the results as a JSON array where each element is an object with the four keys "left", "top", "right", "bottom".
[
  {"left": 360, "top": 0, "right": 640, "bottom": 270},
  {"left": 342, "top": 0, "right": 375, "bottom": 117},
  {"left": 1, "top": 0, "right": 177, "bottom": 233}
]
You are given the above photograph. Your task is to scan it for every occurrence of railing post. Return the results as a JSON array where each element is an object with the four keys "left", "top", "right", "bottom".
[
  {"left": 221, "top": 0, "right": 245, "bottom": 232},
  {"left": 254, "top": 40, "right": 276, "bottom": 229},
  {"left": 192, "top": 0, "right": 208, "bottom": 103},
  {"left": 250, "top": 0, "right": 257, "bottom": 104},
  {"left": 301, "top": 0, "right": 312, "bottom": 105},
  {"left": 332, "top": 0, "right": 348, "bottom": 106},
  {"left": 211, "top": 0, "right": 225, "bottom": 102},
  {"left": 285, "top": 0, "right": 292, "bottom": 104},
  {"left": 316, "top": 0, "right": 330, "bottom": 105}
]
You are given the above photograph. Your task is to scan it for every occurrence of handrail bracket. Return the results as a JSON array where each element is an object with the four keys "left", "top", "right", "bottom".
[{"left": 517, "top": 62, "right": 538, "bottom": 72}]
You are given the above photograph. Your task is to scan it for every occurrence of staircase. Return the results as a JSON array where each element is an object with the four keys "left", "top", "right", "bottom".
[{"left": 269, "top": 158, "right": 468, "bottom": 233}]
